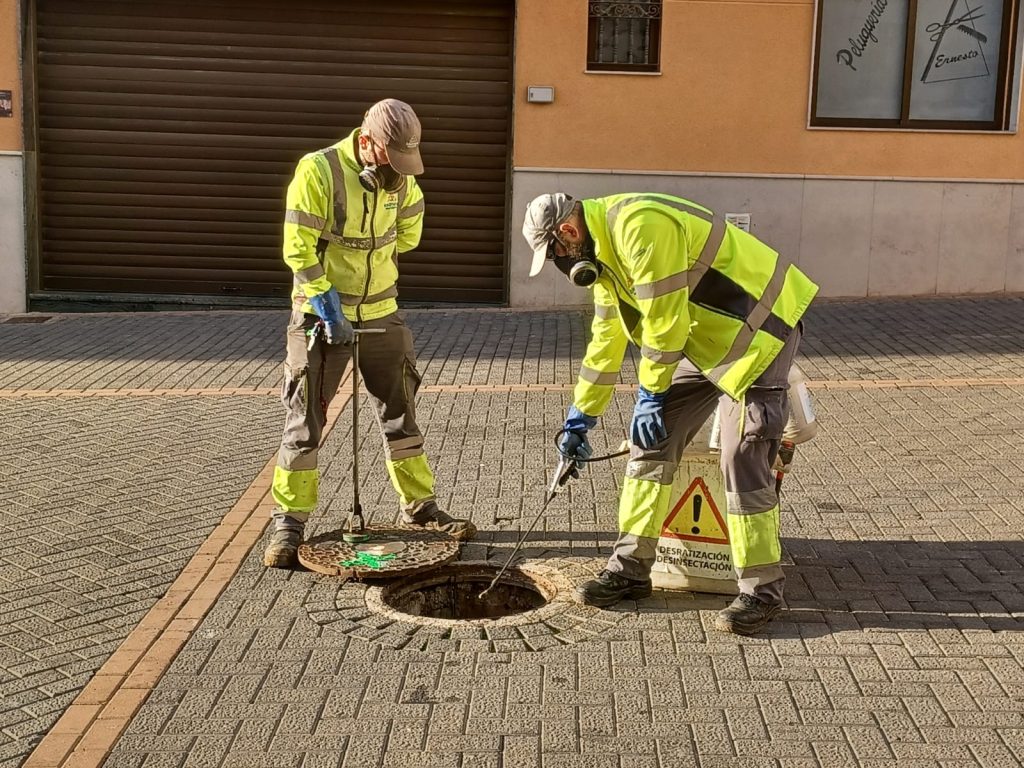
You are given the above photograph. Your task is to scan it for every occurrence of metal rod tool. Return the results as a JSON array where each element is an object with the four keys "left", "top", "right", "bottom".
[
  {"left": 477, "top": 456, "right": 578, "bottom": 599},
  {"left": 343, "top": 327, "right": 386, "bottom": 545}
]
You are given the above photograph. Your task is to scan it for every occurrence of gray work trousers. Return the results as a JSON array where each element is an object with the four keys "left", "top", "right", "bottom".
[
  {"left": 606, "top": 323, "right": 802, "bottom": 605},
  {"left": 272, "top": 309, "right": 436, "bottom": 523}
]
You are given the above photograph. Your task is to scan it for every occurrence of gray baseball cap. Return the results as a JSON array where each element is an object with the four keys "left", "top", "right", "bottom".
[
  {"left": 522, "top": 193, "right": 577, "bottom": 277},
  {"left": 362, "top": 99, "right": 424, "bottom": 176}
]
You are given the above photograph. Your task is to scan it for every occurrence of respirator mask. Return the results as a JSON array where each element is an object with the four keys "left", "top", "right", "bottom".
[
  {"left": 358, "top": 163, "right": 406, "bottom": 194},
  {"left": 549, "top": 235, "right": 601, "bottom": 287}
]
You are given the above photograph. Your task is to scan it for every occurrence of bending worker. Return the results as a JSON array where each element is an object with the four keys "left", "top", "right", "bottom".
[
  {"left": 522, "top": 192, "right": 818, "bottom": 635},
  {"left": 264, "top": 99, "right": 476, "bottom": 569}
]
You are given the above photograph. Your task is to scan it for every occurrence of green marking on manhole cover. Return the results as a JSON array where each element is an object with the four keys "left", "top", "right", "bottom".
[{"left": 298, "top": 526, "right": 459, "bottom": 580}]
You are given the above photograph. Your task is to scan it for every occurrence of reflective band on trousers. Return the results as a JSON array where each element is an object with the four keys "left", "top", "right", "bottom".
[
  {"left": 736, "top": 563, "right": 785, "bottom": 590},
  {"left": 285, "top": 210, "right": 326, "bottom": 231},
  {"left": 388, "top": 436, "right": 422, "bottom": 450},
  {"left": 625, "top": 458, "right": 676, "bottom": 485},
  {"left": 594, "top": 304, "right": 618, "bottom": 319},
  {"left": 390, "top": 446, "right": 425, "bottom": 460},
  {"left": 386, "top": 435, "right": 424, "bottom": 460},
  {"left": 579, "top": 365, "right": 618, "bottom": 386},
  {"left": 726, "top": 486, "right": 779, "bottom": 515}
]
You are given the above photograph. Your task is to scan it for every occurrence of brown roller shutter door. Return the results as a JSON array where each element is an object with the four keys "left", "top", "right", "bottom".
[{"left": 33, "top": 0, "right": 513, "bottom": 304}]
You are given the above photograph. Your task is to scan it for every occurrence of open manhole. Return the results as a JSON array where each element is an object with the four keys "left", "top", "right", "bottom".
[
  {"left": 308, "top": 558, "right": 632, "bottom": 650},
  {"left": 379, "top": 562, "right": 558, "bottom": 622}
]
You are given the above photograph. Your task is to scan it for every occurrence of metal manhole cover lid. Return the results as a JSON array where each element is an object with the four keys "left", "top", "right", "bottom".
[{"left": 298, "top": 525, "right": 459, "bottom": 579}]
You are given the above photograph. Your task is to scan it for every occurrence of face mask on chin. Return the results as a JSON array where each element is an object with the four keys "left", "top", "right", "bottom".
[
  {"left": 379, "top": 164, "right": 406, "bottom": 193},
  {"left": 551, "top": 254, "right": 576, "bottom": 279}
]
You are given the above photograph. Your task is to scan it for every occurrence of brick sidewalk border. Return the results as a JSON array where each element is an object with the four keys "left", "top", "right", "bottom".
[
  {"left": 0, "top": 387, "right": 277, "bottom": 398},
  {"left": 20, "top": 376, "right": 351, "bottom": 768}
]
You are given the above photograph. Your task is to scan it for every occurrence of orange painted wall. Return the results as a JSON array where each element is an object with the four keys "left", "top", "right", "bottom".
[
  {"left": 0, "top": 0, "right": 20, "bottom": 151},
  {"left": 514, "top": 0, "right": 1024, "bottom": 180}
]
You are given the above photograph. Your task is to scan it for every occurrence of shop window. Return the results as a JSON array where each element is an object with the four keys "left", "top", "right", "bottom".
[
  {"left": 587, "top": 1, "right": 662, "bottom": 73},
  {"left": 812, "top": 0, "right": 1022, "bottom": 129}
]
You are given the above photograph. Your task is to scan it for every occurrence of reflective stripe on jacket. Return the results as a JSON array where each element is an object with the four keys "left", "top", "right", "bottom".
[
  {"left": 282, "top": 129, "right": 425, "bottom": 322},
  {"left": 573, "top": 193, "right": 819, "bottom": 413}
]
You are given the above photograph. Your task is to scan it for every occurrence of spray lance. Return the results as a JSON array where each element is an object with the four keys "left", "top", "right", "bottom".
[{"left": 477, "top": 430, "right": 629, "bottom": 599}]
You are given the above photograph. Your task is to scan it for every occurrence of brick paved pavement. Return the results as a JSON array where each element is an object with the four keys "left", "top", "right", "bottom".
[{"left": 0, "top": 297, "right": 1022, "bottom": 767}]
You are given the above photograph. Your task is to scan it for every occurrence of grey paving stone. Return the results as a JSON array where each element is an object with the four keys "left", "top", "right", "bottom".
[{"left": 4, "top": 300, "right": 1024, "bottom": 767}]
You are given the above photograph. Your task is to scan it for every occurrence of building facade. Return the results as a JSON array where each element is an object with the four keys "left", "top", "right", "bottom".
[{"left": 1, "top": 0, "right": 1023, "bottom": 313}]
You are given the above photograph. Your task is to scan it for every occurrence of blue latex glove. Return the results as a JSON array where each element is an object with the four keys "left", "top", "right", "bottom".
[
  {"left": 559, "top": 404, "right": 596, "bottom": 478},
  {"left": 631, "top": 387, "right": 668, "bottom": 449},
  {"left": 307, "top": 286, "right": 354, "bottom": 346}
]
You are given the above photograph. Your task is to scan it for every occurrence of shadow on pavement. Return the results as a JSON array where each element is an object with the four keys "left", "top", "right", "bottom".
[{"left": 475, "top": 532, "right": 1024, "bottom": 636}]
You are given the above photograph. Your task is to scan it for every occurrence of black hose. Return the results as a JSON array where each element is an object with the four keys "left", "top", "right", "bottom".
[{"left": 552, "top": 428, "right": 629, "bottom": 463}]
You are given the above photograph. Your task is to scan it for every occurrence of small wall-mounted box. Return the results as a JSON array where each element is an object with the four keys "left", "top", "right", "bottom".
[
  {"left": 527, "top": 86, "right": 555, "bottom": 103},
  {"left": 725, "top": 213, "right": 751, "bottom": 233}
]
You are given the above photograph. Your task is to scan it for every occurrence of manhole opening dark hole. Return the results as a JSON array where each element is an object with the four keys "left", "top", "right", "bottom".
[{"left": 382, "top": 566, "right": 555, "bottom": 621}]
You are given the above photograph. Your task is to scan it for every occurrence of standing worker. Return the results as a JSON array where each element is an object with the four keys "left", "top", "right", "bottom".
[
  {"left": 264, "top": 99, "right": 476, "bottom": 569},
  {"left": 522, "top": 192, "right": 818, "bottom": 634}
]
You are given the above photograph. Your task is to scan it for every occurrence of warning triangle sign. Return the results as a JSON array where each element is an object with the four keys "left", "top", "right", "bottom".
[{"left": 661, "top": 476, "right": 729, "bottom": 545}]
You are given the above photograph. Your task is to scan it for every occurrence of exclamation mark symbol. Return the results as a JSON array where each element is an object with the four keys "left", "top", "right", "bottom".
[{"left": 691, "top": 495, "right": 702, "bottom": 535}]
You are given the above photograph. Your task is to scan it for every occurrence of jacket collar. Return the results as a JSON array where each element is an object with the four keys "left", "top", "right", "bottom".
[
  {"left": 582, "top": 197, "right": 632, "bottom": 293},
  {"left": 337, "top": 128, "right": 362, "bottom": 173}
]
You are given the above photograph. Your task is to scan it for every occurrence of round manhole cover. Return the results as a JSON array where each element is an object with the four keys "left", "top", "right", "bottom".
[{"left": 297, "top": 526, "right": 459, "bottom": 579}]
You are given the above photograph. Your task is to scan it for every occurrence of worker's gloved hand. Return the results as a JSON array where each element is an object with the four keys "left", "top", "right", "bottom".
[
  {"left": 307, "top": 286, "right": 354, "bottom": 345},
  {"left": 631, "top": 387, "right": 668, "bottom": 449},
  {"left": 559, "top": 405, "right": 596, "bottom": 478}
]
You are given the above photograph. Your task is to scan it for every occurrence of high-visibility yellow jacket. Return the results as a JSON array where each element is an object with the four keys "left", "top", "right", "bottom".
[
  {"left": 282, "top": 129, "right": 425, "bottom": 322},
  {"left": 573, "top": 193, "right": 819, "bottom": 414}
]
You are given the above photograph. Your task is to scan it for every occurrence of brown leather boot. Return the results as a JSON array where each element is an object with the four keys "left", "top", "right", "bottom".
[
  {"left": 263, "top": 527, "right": 303, "bottom": 568},
  {"left": 401, "top": 506, "right": 477, "bottom": 541}
]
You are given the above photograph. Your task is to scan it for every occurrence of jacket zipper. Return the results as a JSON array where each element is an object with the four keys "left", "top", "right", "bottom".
[{"left": 357, "top": 191, "right": 378, "bottom": 323}]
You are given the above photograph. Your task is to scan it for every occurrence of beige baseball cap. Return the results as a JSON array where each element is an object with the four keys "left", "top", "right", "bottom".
[
  {"left": 362, "top": 99, "right": 424, "bottom": 176},
  {"left": 522, "top": 193, "right": 577, "bottom": 277}
]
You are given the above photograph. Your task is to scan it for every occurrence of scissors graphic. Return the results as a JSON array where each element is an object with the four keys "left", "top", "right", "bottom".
[{"left": 925, "top": 4, "right": 986, "bottom": 43}]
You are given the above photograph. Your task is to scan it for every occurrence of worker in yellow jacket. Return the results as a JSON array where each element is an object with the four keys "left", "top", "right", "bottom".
[
  {"left": 264, "top": 99, "right": 476, "bottom": 568},
  {"left": 523, "top": 192, "right": 818, "bottom": 634}
]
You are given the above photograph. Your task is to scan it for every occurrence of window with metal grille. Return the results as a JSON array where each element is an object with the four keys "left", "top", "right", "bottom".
[{"left": 587, "top": 1, "right": 663, "bottom": 73}]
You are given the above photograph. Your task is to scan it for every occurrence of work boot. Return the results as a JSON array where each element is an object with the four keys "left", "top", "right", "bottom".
[
  {"left": 576, "top": 570, "right": 653, "bottom": 607},
  {"left": 263, "top": 516, "right": 304, "bottom": 568},
  {"left": 713, "top": 593, "right": 781, "bottom": 635},
  {"left": 401, "top": 505, "right": 477, "bottom": 541}
]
